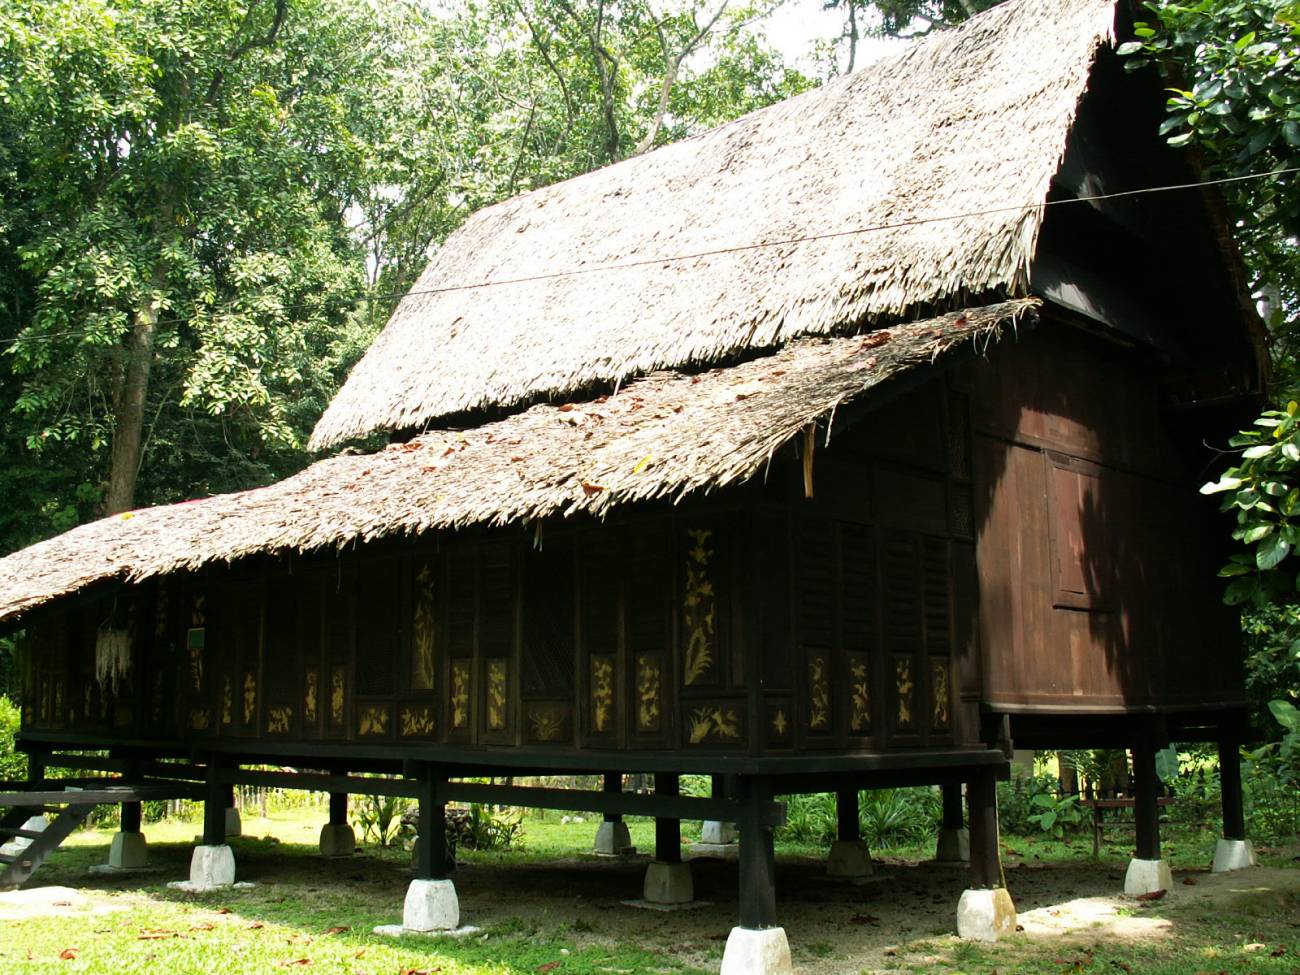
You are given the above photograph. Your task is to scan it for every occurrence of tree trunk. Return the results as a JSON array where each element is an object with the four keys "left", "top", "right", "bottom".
[{"left": 104, "top": 265, "right": 164, "bottom": 515}]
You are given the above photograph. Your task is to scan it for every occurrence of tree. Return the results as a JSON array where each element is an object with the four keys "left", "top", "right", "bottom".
[{"left": 0, "top": 0, "right": 461, "bottom": 530}]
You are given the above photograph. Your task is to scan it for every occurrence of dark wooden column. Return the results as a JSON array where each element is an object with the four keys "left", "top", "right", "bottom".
[
  {"left": 1219, "top": 733, "right": 1245, "bottom": 842},
  {"left": 967, "top": 770, "right": 1001, "bottom": 889},
  {"left": 654, "top": 773, "right": 680, "bottom": 863},
  {"left": 202, "top": 757, "right": 227, "bottom": 846},
  {"left": 328, "top": 791, "right": 348, "bottom": 827},
  {"left": 737, "top": 776, "right": 778, "bottom": 930},
  {"left": 1132, "top": 738, "right": 1161, "bottom": 861},
  {"left": 26, "top": 747, "right": 47, "bottom": 788},
  {"left": 603, "top": 773, "right": 622, "bottom": 824},
  {"left": 120, "top": 758, "right": 142, "bottom": 834},
  {"left": 941, "top": 782, "right": 964, "bottom": 831},
  {"left": 836, "top": 790, "right": 860, "bottom": 843},
  {"left": 414, "top": 766, "right": 449, "bottom": 880}
]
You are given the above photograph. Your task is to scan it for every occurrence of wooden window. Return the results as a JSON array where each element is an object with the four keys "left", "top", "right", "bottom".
[{"left": 1045, "top": 452, "right": 1112, "bottom": 610}]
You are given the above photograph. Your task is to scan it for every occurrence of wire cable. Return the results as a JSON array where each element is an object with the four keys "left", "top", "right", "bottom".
[{"left": 3, "top": 165, "right": 1295, "bottom": 348}]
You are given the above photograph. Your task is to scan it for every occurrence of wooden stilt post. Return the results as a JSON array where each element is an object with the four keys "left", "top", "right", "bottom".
[
  {"left": 654, "top": 773, "right": 681, "bottom": 863},
  {"left": 942, "top": 782, "right": 964, "bottom": 831},
  {"left": 1132, "top": 737, "right": 1161, "bottom": 862},
  {"left": 328, "top": 791, "right": 348, "bottom": 827},
  {"left": 836, "top": 790, "right": 859, "bottom": 843},
  {"left": 737, "top": 776, "right": 778, "bottom": 930},
  {"left": 202, "top": 759, "right": 226, "bottom": 847},
  {"left": 967, "top": 770, "right": 1000, "bottom": 890},
  {"left": 121, "top": 758, "right": 142, "bottom": 834},
  {"left": 1218, "top": 733, "right": 1245, "bottom": 842},
  {"left": 415, "top": 765, "right": 448, "bottom": 880},
  {"left": 603, "top": 772, "right": 622, "bottom": 824}
]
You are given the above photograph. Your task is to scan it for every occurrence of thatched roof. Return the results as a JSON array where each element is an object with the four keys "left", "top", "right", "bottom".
[
  {"left": 0, "top": 300, "right": 1036, "bottom": 627},
  {"left": 309, "top": 0, "right": 1115, "bottom": 450}
]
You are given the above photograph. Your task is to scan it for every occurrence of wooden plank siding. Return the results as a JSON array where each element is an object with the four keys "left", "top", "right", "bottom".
[{"left": 965, "top": 316, "right": 1241, "bottom": 713}]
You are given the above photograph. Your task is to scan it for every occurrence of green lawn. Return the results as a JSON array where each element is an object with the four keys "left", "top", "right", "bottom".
[{"left": 0, "top": 807, "right": 1296, "bottom": 974}]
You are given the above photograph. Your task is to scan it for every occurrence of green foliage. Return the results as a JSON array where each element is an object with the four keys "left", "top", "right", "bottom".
[
  {"left": 448, "top": 804, "right": 525, "bottom": 852},
  {"left": 1026, "top": 791, "right": 1083, "bottom": 839},
  {"left": 997, "top": 772, "right": 1066, "bottom": 834},
  {"left": 351, "top": 793, "right": 412, "bottom": 848},
  {"left": 777, "top": 787, "right": 940, "bottom": 848},
  {"left": 0, "top": 694, "right": 24, "bottom": 782}
]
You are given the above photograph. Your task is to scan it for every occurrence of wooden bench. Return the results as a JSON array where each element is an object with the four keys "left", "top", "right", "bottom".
[{"left": 1080, "top": 796, "right": 1176, "bottom": 858}]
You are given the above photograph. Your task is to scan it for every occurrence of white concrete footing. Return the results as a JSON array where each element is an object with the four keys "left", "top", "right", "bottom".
[
  {"left": 319, "top": 823, "right": 356, "bottom": 858},
  {"left": 826, "top": 839, "right": 874, "bottom": 879},
  {"left": 719, "top": 926, "right": 793, "bottom": 975},
  {"left": 701, "top": 821, "right": 737, "bottom": 845},
  {"left": 402, "top": 878, "right": 460, "bottom": 931},
  {"left": 1212, "top": 838, "right": 1257, "bottom": 873},
  {"left": 224, "top": 807, "right": 242, "bottom": 838},
  {"left": 1123, "top": 857, "right": 1172, "bottom": 896},
  {"left": 956, "top": 887, "right": 1017, "bottom": 942},
  {"left": 108, "top": 831, "right": 148, "bottom": 869},
  {"left": 643, "top": 860, "right": 694, "bottom": 905},
  {"left": 188, "top": 844, "right": 236, "bottom": 888},
  {"left": 935, "top": 826, "right": 970, "bottom": 863},
  {"left": 593, "top": 821, "right": 634, "bottom": 856}
]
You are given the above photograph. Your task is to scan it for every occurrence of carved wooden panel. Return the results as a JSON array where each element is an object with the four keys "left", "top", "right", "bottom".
[
  {"left": 524, "top": 701, "right": 571, "bottom": 744},
  {"left": 522, "top": 540, "right": 575, "bottom": 698},
  {"left": 634, "top": 653, "right": 662, "bottom": 734},
  {"left": 411, "top": 560, "right": 437, "bottom": 692},
  {"left": 847, "top": 651, "right": 872, "bottom": 734},
  {"left": 765, "top": 697, "right": 793, "bottom": 747},
  {"left": 400, "top": 703, "right": 436, "bottom": 738},
  {"left": 589, "top": 654, "right": 616, "bottom": 736},
  {"left": 484, "top": 657, "right": 509, "bottom": 732},
  {"left": 806, "top": 651, "right": 832, "bottom": 733},
  {"left": 450, "top": 659, "right": 471, "bottom": 731},
  {"left": 685, "top": 700, "right": 744, "bottom": 745},
  {"left": 681, "top": 526, "right": 719, "bottom": 687},
  {"left": 356, "top": 558, "right": 401, "bottom": 696}
]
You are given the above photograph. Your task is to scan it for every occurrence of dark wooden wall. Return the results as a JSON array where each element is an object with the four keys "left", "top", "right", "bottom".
[
  {"left": 964, "top": 316, "right": 1242, "bottom": 713},
  {"left": 20, "top": 376, "right": 984, "bottom": 761}
]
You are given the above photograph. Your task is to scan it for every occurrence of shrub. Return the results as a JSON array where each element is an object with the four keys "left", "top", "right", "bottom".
[
  {"left": 775, "top": 788, "right": 941, "bottom": 849},
  {"left": 0, "top": 695, "right": 24, "bottom": 782},
  {"left": 353, "top": 794, "right": 413, "bottom": 847},
  {"left": 997, "top": 772, "right": 1060, "bottom": 834}
]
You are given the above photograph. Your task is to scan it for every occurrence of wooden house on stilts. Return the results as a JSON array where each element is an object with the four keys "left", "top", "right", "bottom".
[{"left": 0, "top": 0, "right": 1265, "bottom": 968}]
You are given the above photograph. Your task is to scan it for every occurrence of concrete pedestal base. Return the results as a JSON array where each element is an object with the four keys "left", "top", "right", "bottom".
[
  {"left": 935, "top": 826, "right": 970, "bottom": 864},
  {"left": 402, "top": 878, "right": 460, "bottom": 932},
  {"left": 319, "top": 823, "right": 356, "bottom": 858},
  {"left": 188, "top": 844, "right": 236, "bottom": 889},
  {"left": 719, "top": 926, "right": 793, "bottom": 975},
  {"left": 108, "top": 831, "right": 148, "bottom": 869},
  {"left": 1212, "top": 839, "right": 1257, "bottom": 873},
  {"left": 224, "top": 807, "right": 242, "bottom": 838},
  {"left": 701, "top": 821, "right": 737, "bottom": 845},
  {"left": 956, "top": 888, "right": 1017, "bottom": 942},
  {"left": 826, "top": 839, "right": 874, "bottom": 879},
  {"left": 1123, "top": 858, "right": 1172, "bottom": 896},
  {"left": 643, "top": 860, "right": 694, "bottom": 905},
  {"left": 593, "top": 821, "right": 634, "bottom": 856}
]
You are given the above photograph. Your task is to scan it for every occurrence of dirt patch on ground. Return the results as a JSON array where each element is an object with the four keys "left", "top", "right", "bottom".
[{"left": 0, "top": 885, "right": 136, "bottom": 921}]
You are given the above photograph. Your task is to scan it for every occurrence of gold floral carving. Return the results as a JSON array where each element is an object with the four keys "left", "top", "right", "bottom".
[
  {"left": 401, "top": 704, "right": 435, "bottom": 737},
  {"left": 242, "top": 672, "right": 256, "bottom": 726},
  {"left": 451, "top": 660, "right": 470, "bottom": 729},
  {"left": 682, "top": 529, "right": 716, "bottom": 685},
  {"left": 636, "top": 655, "right": 661, "bottom": 732},
  {"left": 931, "top": 659, "right": 950, "bottom": 730},
  {"left": 849, "top": 656, "right": 871, "bottom": 733},
  {"left": 266, "top": 706, "right": 292, "bottom": 734},
  {"left": 190, "top": 708, "right": 210, "bottom": 731},
  {"left": 412, "top": 563, "right": 437, "bottom": 691},
  {"left": 808, "top": 654, "right": 831, "bottom": 730},
  {"left": 304, "top": 669, "right": 318, "bottom": 724},
  {"left": 590, "top": 656, "right": 614, "bottom": 733},
  {"left": 771, "top": 709, "right": 789, "bottom": 738},
  {"left": 688, "top": 705, "right": 741, "bottom": 744},
  {"left": 221, "top": 676, "right": 233, "bottom": 727},
  {"left": 486, "top": 659, "right": 508, "bottom": 730},
  {"left": 186, "top": 628, "right": 205, "bottom": 693},
  {"left": 527, "top": 706, "right": 566, "bottom": 742},
  {"left": 358, "top": 705, "right": 389, "bottom": 736},
  {"left": 330, "top": 667, "right": 345, "bottom": 727},
  {"left": 895, "top": 657, "right": 914, "bottom": 729}
]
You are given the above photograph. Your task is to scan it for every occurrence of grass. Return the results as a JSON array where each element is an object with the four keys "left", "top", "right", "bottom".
[{"left": 0, "top": 806, "right": 1296, "bottom": 974}]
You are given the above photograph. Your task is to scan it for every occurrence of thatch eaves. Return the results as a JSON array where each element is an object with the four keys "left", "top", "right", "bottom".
[
  {"left": 0, "top": 300, "right": 1036, "bottom": 628},
  {"left": 309, "top": 0, "right": 1114, "bottom": 451}
]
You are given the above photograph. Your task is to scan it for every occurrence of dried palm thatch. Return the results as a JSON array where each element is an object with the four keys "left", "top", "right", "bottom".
[
  {"left": 0, "top": 300, "right": 1036, "bottom": 627},
  {"left": 309, "top": 0, "right": 1114, "bottom": 450}
]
